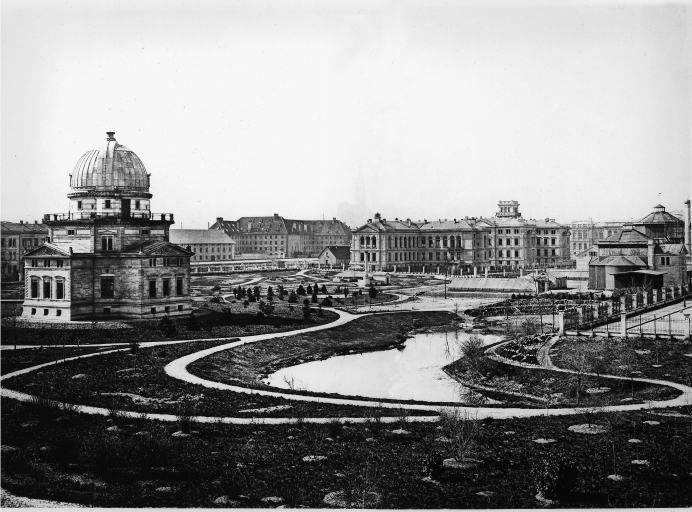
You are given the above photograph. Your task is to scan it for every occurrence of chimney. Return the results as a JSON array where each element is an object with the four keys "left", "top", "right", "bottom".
[
  {"left": 106, "top": 131, "right": 116, "bottom": 141},
  {"left": 368, "top": 219, "right": 372, "bottom": 224},
  {"left": 685, "top": 200, "right": 691, "bottom": 257},
  {"left": 273, "top": 213, "right": 279, "bottom": 218},
  {"left": 407, "top": 218, "right": 411, "bottom": 226},
  {"left": 454, "top": 218, "right": 458, "bottom": 223},
  {"left": 647, "top": 239, "right": 655, "bottom": 268},
  {"left": 216, "top": 217, "right": 223, "bottom": 223},
  {"left": 34, "top": 220, "right": 37, "bottom": 224},
  {"left": 332, "top": 217, "right": 336, "bottom": 221},
  {"left": 19, "top": 220, "right": 23, "bottom": 224}
]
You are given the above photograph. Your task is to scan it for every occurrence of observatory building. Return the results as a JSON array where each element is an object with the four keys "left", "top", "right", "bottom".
[{"left": 22, "top": 132, "right": 193, "bottom": 321}]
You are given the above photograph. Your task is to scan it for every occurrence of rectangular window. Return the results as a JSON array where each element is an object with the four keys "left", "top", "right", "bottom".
[
  {"left": 176, "top": 277, "right": 183, "bottom": 295},
  {"left": 103, "top": 307, "right": 111, "bottom": 315},
  {"left": 56, "top": 260, "right": 64, "bottom": 268},
  {"left": 162, "top": 279, "right": 170, "bottom": 297},
  {"left": 77, "top": 201, "right": 82, "bottom": 209},
  {"left": 67, "top": 229, "right": 75, "bottom": 235},
  {"left": 56, "top": 310, "right": 62, "bottom": 317},
  {"left": 101, "top": 236, "right": 113, "bottom": 251},
  {"left": 56, "top": 280, "right": 65, "bottom": 299},
  {"left": 150, "top": 307, "right": 156, "bottom": 314},
  {"left": 30, "top": 279, "right": 39, "bottom": 298},
  {"left": 142, "top": 229, "right": 150, "bottom": 236},
  {"left": 149, "top": 279, "right": 157, "bottom": 298},
  {"left": 135, "top": 200, "right": 141, "bottom": 209},
  {"left": 178, "top": 305, "right": 184, "bottom": 312},
  {"left": 105, "top": 199, "right": 111, "bottom": 209},
  {"left": 43, "top": 259, "right": 50, "bottom": 267},
  {"left": 101, "top": 277, "right": 114, "bottom": 298},
  {"left": 43, "top": 280, "right": 51, "bottom": 298}
]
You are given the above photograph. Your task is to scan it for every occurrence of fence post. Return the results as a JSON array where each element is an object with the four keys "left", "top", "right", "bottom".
[
  {"left": 558, "top": 311, "right": 565, "bottom": 335},
  {"left": 620, "top": 311, "right": 627, "bottom": 339}
]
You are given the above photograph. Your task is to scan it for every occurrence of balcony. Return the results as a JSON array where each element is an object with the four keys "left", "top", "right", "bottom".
[{"left": 43, "top": 212, "right": 174, "bottom": 223}]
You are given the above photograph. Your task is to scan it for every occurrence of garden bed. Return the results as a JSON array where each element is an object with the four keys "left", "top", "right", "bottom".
[
  {"left": 444, "top": 348, "right": 679, "bottom": 408},
  {"left": 551, "top": 337, "right": 692, "bottom": 387},
  {"left": 1, "top": 308, "right": 339, "bottom": 346},
  {"left": 2, "top": 398, "right": 690, "bottom": 508}
]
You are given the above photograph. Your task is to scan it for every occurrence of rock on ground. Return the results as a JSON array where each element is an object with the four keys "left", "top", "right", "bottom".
[
  {"left": 323, "top": 491, "right": 380, "bottom": 508},
  {"left": 261, "top": 496, "right": 284, "bottom": 505},
  {"left": 568, "top": 424, "right": 609, "bottom": 435},
  {"left": 302, "top": 455, "right": 327, "bottom": 463}
]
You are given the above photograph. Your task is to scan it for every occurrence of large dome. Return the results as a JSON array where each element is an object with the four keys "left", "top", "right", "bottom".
[{"left": 69, "top": 132, "right": 150, "bottom": 193}]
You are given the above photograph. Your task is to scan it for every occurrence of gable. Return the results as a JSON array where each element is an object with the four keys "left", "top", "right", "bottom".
[{"left": 24, "top": 243, "right": 70, "bottom": 257}]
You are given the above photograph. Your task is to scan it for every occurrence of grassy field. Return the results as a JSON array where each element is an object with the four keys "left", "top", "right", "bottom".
[{"left": 2, "top": 398, "right": 690, "bottom": 508}]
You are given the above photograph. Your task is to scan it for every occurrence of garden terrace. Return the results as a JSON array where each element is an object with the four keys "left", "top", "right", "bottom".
[
  {"left": 2, "top": 398, "right": 691, "bottom": 508},
  {"left": 3, "top": 338, "right": 424, "bottom": 419}
]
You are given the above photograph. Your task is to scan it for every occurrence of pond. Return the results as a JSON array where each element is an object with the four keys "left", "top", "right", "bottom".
[{"left": 264, "top": 330, "right": 503, "bottom": 403}]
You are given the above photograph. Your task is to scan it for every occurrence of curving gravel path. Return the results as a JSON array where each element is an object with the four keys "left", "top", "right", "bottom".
[{"left": 2, "top": 297, "right": 691, "bottom": 425}]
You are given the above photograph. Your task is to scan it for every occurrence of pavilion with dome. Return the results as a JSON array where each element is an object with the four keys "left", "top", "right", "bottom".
[{"left": 22, "top": 132, "right": 193, "bottom": 321}]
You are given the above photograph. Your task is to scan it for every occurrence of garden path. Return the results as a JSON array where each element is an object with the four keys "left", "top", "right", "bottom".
[{"left": 2, "top": 301, "right": 691, "bottom": 425}]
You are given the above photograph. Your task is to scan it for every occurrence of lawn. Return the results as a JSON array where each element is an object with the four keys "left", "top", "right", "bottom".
[{"left": 2, "top": 398, "right": 690, "bottom": 508}]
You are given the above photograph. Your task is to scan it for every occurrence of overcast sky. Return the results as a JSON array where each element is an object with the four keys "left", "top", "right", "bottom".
[{"left": 2, "top": 0, "right": 691, "bottom": 229}]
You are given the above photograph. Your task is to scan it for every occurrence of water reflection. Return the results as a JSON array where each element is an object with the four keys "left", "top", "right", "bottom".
[{"left": 263, "top": 330, "right": 503, "bottom": 403}]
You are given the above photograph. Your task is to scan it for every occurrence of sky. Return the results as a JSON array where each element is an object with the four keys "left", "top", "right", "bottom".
[{"left": 2, "top": 0, "right": 691, "bottom": 229}]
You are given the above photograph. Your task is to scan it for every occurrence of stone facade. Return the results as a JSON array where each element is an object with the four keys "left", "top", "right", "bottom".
[
  {"left": 22, "top": 132, "right": 192, "bottom": 321},
  {"left": 169, "top": 229, "right": 236, "bottom": 262},
  {"left": 210, "top": 214, "right": 351, "bottom": 258},
  {"left": 1, "top": 221, "right": 49, "bottom": 281},
  {"left": 478, "top": 201, "right": 571, "bottom": 268}
]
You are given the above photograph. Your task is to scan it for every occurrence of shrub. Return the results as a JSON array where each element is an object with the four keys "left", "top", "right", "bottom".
[
  {"left": 321, "top": 296, "right": 333, "bottom": 307},
  {"left": 177, "top": 401, "right": 196, "bottom": 434},
  {"left": 297, "top": 285, "right": 306, "bottom": 296},
  {"left": 529, "top": 451, "right": 579, "bottom": 502},
  {"left": 288, "top": 291, "right": 298, "bottom": 304},
  {"left": 439, "top": 410, "right": 479, "bottom": 463}
]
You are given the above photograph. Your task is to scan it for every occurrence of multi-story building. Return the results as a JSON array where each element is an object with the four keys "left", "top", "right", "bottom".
[
  {"left": 22, "top": 132, "right": 192, "bottom": 321},
  {"left": 350, "top": 202, "right": 570, "bottom": 271},
  {"left": 210, "top": 214, "right": 351, "bottom": 258},
  {"left": 169, "top": 229, "right": 236, "bottom": 262},
  {"left": 479, "top": 201, "right": 571, "bottom": 268},
  {"left": 1, "top": 221, "right": 49, "bottom": 281},
  {"left": 350, "top": 214, "right": 490, "bottom": 272}
]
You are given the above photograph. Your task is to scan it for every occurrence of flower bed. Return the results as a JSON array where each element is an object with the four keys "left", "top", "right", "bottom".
[{"left": 2, "top": 398, "right": 690, "bottom": 508}]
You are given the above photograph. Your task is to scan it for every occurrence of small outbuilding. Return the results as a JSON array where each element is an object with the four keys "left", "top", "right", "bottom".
[{"left": 318, "top": 246, "right": 351, "bottom": 267}]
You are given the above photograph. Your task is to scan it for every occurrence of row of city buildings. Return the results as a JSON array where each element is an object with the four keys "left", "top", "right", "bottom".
[{"left": 3, "top": 132, "right": 690, "bottom": 322}]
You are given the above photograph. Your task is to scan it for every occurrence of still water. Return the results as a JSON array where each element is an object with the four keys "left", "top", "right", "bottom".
[{"left": 264, "top": 330, "right": 503, "bottom": 403}]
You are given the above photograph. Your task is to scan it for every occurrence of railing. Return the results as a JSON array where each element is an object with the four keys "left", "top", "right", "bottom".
[{"left": 43, "top": 212, "right": 174, "bottom": 222}]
